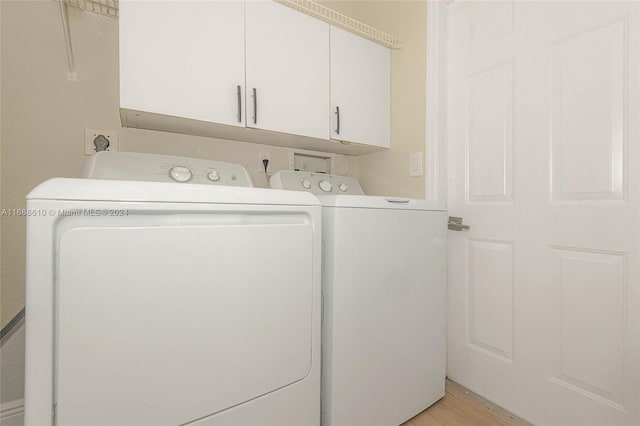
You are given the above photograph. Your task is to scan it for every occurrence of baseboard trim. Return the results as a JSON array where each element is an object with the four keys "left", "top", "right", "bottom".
[
  {"left": 0, "top": 307, "right": 25, "bottom": 344},
  {"left": 1, "top": 398, "right": 24, "bottom": 419}
]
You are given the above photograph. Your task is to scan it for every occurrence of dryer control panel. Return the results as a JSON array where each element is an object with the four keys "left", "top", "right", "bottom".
[
  {"left": 82, "top": 152, "right": 254, "bottom": 187},
  {"left": 270, "top": 170, "right": 365, "bottom": 195}
]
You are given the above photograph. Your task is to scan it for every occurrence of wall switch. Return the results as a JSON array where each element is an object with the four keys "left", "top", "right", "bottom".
[
  {"left": 85, "top": 129, "right": 118, "bottom": 155},
  {"left": 258, "top": 150, "right": 272, "bottom": 173},
  {"left": 409, "top": 152, "right": 423, "bottom": 177}
]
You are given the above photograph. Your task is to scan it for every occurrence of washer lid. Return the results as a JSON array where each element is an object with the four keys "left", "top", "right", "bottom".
[
  {"left": 27, "top": 178, "right": 320, "bottom": 206},
  {"left": 318, "top": 195, "right": 446, "bottom": 211}
]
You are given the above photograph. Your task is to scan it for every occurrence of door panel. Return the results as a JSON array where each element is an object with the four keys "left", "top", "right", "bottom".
[
  {"left": 467, "top": 61, "right": 514, "bottom": 203},
  {"left": 550, "top": 247, "right": 626, "bottom": 407},
  {"left": 447, "top": 1, "right": 639, "bottom": 424},
  {"left": 55, "top": 219, "right": 313, "bottom": 426},
  {"left": 551, "top": 19, "right": 625, "bottom": 202},
  {"left": 467, "top": 239, "right": 514, "bottom": 362}
]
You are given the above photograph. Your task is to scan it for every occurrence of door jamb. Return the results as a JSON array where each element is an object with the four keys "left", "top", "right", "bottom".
[{"left": 425, "top": 0, "right": 450, "bottom": 204}]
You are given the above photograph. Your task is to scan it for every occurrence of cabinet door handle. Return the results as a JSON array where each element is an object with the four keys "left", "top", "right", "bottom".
[
  {"left": 252, "top": 88, "right": 257, "bottom": 124},
  {"left": 236, "top": 85, "right": 242, "bottom": 123},
  {"left": 335, "top": 106, "right": 340, "bottom": 135}
]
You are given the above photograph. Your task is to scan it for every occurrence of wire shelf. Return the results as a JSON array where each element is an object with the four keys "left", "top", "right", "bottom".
[
  {"left": 64, "top": 0, "right": 119, "bottom": 18},
  {"left": 58, "top": 0, "right": 400, "bottom": 49},
  {"left": 274, "top": 0, "right": 402, "bottom": 49}
]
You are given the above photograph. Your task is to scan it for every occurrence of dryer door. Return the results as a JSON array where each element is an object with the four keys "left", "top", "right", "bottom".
[{"left": 53, "top": 211, "right": 314, "bottom": 426}]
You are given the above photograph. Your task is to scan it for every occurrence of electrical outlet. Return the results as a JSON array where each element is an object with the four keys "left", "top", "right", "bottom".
[
  {"left": 409, "top": 152, "right": 423, "bottom": 177},
  {"left": 85, "top": 128, "right": 118, "bottom": 155},
  {"left": 258, "top": 150, "right": 272, "bottom": 173}
]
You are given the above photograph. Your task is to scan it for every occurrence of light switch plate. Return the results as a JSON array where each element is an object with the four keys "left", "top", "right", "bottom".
[{"left": 410, "top": 152, "right": 423, "bottom": 177}]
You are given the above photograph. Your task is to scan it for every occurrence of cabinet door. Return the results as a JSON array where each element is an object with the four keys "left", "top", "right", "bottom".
[
  {"left": 330, "top": 26, "right": 390, "bottom": 148},
  {"left": 120, "top": 0, "right": 245, "bottom": 127},
  {"left": 245, "top": 1, "right": 330, "bottom": 139}
]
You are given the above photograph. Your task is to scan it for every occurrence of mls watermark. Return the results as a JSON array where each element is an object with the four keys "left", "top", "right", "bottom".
[{"left": 1, "top": 209, "right": 129, "bottom": 217}]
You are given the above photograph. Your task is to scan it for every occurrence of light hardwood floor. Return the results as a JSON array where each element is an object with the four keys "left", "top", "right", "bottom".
[{"left": 403, "top": 380, "right": 531, "bottom": 426}]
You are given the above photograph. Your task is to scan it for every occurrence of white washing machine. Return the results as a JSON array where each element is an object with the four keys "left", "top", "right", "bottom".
[
  {"left": 271, "top": 170, "right": 447, "bottom": 426},
  {"left": 24, "top": 152, "right": 322, "bottom": 426}
]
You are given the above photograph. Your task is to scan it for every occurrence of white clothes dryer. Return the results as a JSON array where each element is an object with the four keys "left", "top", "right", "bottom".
[
  {"left": 271, "top": 170, "right": 447, "bottom": 426},
  {"left": 24, "top": 152, "right": 321, "bottom": 426}
]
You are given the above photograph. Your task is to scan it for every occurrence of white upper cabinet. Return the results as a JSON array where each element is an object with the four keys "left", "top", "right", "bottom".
[
  {"left": 120, "top": 0, "right": 246, "bottom": 127},
  {"left": 330, "top": 26, "right": 390, "bottom": 148},
  {"left": 119, "top": 1, "right": 391, "bottom": 154},
  {"left": 245, "top": 1, "right": 330, "bottom": 139}
]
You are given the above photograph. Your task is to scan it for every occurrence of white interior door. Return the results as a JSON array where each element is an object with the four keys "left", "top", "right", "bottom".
[{"left": 446, "top": 1, "right": 639, "bottom": 424}]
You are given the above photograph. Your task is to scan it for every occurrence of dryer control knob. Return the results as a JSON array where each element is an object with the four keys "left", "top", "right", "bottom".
[
  {"left": 338, "top": 183, "right": 348, "bottom": 192},
  {"left": 207, "top": 169, "right": 220, "bottom": 181},
  {"left": 319, "top": 180, "right": 332, "bottom": 192},
  {"left": 301, "top": 179, "right": 312, "bottom": 189},
  {"left": 169, "top": 166, "right": 192, "bottom": 182}
]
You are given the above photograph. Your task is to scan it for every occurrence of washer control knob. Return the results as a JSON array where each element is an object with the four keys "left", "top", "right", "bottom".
[
  {"left": 338, "top": 183, "right": 348, "bottom": 192},
  {"left": 207, "top": 169, "right": 220, "bottom": 182},
  {"left": 169, "top": 166, "right": 192, "bottom": 182},
  {"left": 301, "top": 179, "right": 312, "bottom": 189},
  {"left": 319, "top": 180, "right": 333, "bottom": 192}
]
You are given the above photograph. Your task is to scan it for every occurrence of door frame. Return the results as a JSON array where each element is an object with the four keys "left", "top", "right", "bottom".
[{"left": 425, "top": 0, "right": 450, "bottom": 204}]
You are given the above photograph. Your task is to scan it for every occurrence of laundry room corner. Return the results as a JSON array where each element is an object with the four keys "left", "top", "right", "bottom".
[{"left": 319, "top": 0, "right": 428, "bottom": 199}]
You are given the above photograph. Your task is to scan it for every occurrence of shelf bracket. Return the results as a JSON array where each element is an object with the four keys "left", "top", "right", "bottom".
[{"left": 58, "top": 0, "right": 77, "bottom": 81}]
